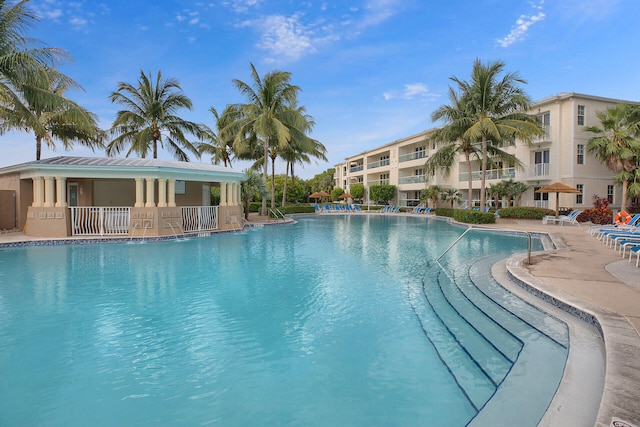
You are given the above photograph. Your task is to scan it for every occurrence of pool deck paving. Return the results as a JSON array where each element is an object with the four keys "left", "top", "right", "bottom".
[{"left": 1, "top": 216, "right": 639, "bottom": 427}]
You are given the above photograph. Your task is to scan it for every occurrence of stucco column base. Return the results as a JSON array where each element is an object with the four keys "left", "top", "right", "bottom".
[
  {"left": 129, "top": 207, "right": 184, "bottom": 237},
  {"left": 217, "top": 205, "right": 244, "bottom": 231},
  {"left": 25, "top": 207, "right": 70, "bottom": 238}
]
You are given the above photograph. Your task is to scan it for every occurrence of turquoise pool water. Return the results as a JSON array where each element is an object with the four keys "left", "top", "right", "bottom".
[{"left": 0, "top": 215, "right": 567, "bottom": 426}]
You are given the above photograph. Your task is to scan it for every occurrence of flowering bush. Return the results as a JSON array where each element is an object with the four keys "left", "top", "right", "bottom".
[{"left": 576, "top": 195, "right": 613, "bottom": 224}]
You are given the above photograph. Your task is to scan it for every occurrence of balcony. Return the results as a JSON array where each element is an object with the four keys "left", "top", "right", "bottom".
[
  {"left": 349, "top": 164, "right": 364, "bottom": 173},
  {"left": 367, "top": 159, "right": 390, "bottom": 169},
  {"left": 368, "top": 179, "right": 390, "bottom": 186},
  {"left": 458, "top": 167, "right": 516, "bottom": 182},
  {"left": 532, "top": 125, "right": 551, "bottom": 143},
  {"left": 399, "top": 175, "right": 427, "bottom": 185},
  {"left": 525, "top": 163, "right": 551, "bottom": 180},
  {"left": 399, "top": 151, "right": 427, "bottom": 162}
]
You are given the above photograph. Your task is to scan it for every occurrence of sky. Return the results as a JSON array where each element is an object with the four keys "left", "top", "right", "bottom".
[{"left": 2, "top": 0, "right": 640, "bottom": 178}]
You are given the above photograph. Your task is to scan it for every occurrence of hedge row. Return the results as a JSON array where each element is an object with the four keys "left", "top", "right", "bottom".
[
  {"left": 496, "top": 206, "right": 553, "bottom": 219},
  {"left": 434, "top": 208, "right": 495, "bottom": 224}
]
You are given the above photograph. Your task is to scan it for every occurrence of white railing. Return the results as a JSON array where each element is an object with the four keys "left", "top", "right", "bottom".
[
  {"left": 70, "top": 207, "right": 131, "bottom": 236},
  {"left": 458, "top": 167, "right": 516, "bottom": 182},
  {"left": 181, "top": 206, "right": 218, "bottom": 232},
  {"left": 399, "top": 175, "right": 427, "bottom": 184},
  {"left": 367, "top": 159, "right": 390, "bottom": 169},
  {"left": 367, "top": 179, "right": 390, "bottom": 186},
  {"left": 350, "top": 164, "right": 364, "bottom": 173},
  {"left": 399, "top": 151, "right": 427, "bottom": 162}
]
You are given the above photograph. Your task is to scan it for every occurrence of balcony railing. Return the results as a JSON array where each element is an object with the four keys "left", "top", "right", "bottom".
[
  {"left": 70, "top": 207, "right": 131, "bottom": 236},
  {"left": 533, "top": 125, "right": 551, "bottom": 143},
  {"left": 458, "top": 167, "right": 515, "bottom": 182},
  {"left": 526, "top": 162, "right": 551, "bottom": 178},
  {"left": 399, "top": 151, "right": 427, "bottom": 162},
  {"left": 399, "top": 175, "right": 427, "bottom": 185},
  {"left": 367, "top": 159, "right": 390, "bottom": 169},
  {"left": 368, "top": 179, "right": 390, "bottom": 186},
  {"left": 349, "top": 165, "right": 364, "bottom": 173}
]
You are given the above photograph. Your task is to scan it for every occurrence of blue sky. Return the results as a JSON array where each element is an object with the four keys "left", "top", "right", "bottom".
[{"left": 2, "top": 0, "right": 639, "bottom": 178}]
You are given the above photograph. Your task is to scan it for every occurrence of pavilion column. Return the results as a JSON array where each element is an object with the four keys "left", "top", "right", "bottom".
[
  {"left": 157, "top": 179, "right": 167, "bottom": 207},
  {"left": 167, "top": 179, "right": 176, "bottom": 207},
  {"left": 220, "top": 182, "right": 227, "bottom": 206},
  {"left": 55, "top": 176, "right": 67, "bottom": 207},
  {"left": 236, "top": 183, "right": 241, "bottom": 206},
  {"left": 226, "top": 182, "right": 234, "bottom": 206},
  {"left": 145, "top": 178, "right": 156, "bottom": 207},
  {"left": 32, "top": 177, "right": 44, "bottom": 207},
  {"left": 135, "top": 178, "right": 145, "bottom": 207},
  {"left": 44, "top": 176, "right": 55, "bottom": 207}
]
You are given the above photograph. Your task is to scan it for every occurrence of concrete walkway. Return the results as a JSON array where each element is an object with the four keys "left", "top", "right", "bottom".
[{"left": 1, "top": 217, "right": 639, "bottom": 427}]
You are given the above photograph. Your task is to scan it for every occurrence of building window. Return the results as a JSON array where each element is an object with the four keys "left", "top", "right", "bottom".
[
  {"left": 415, "top": 168, "right": 424, "bottom": 176},
  {"left": 533, "top": 186, "right": 549, "bottom": 207},
  {"left": 576, "top": 184, "right": 583, "bottom": 204},
  {"left": 577, "top": 105, "right": 585, "bottom": 126},
  {"left": 577, "top": 144, "right": 584, "bottom": 164},
  {"left": 380, "top": 154, "right": 390, "bottom": 166},
  {"left": 415, "top": 145, "right": 426, "bottom": 159},
  {"left": 607, "top": 185, "right": 614, "bottom": 203}
]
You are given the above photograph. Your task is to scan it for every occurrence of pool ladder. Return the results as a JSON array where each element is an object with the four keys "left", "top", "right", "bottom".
[{"left": 435, "top": 227, "right": 532, "bottom": 264}]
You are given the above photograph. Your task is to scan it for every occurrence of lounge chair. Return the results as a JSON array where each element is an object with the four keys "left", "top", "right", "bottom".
[
  {"left": 590, "top": 213, "right": 640, "bottom": 237},
  {"left": 354, "top": 205, "right": 362, "bottom": 212},
  {"left": 542, "top": 210, "right": 582, "bottom": 226},
  {"left": 422, "top": 207, "right": 431, "bottom": 214},
  {"left": 630, "top": 246, "right": 640, "bottom": 267},
  {"left": 393, "top": 206, "right": 400, "bottom": 213}
]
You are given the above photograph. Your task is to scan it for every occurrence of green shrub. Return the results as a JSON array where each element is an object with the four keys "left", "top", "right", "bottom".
[
  {"left": 453, "top": 210, "right": 496, "bottom": 224},
  {"left": 282, "top": 205, "right": 315, "bottom": 214},
  {"left": 249, "top": 202, "right": 262, "bottom": 212},
  {"left": 497, "top": 207, "right": 553, "bottom": 219},
  {"left": 434, "top": 208, "right": 455, "bottom": 217}
]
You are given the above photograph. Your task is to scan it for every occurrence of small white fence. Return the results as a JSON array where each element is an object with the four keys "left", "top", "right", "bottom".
[
  {"left": 70, "top": 207, "right": 131, "bottom": 236},
  {"left": 181, "top": 206, "right": 218, "bottom": 232}
]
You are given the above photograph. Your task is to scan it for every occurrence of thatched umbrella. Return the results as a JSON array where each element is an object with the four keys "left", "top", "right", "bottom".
[
  {"left": 535, "top": 182, "right": 581, "bottom": 217},
  {"left": 338, "top": 192, "right": 354, "bottom": 200},
  {"left": 309, "top": 190, "right": 330, "bottom": 203}
]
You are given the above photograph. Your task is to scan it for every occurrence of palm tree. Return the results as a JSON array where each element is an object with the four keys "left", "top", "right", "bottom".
[
  {"left": 427, "top": 87, "right": 521, "bottom": 209},
  {"left": 441, "top": 188, "right": 461, "bottom": 208},
  {"left": 437, "top": 59, "right": 543, "bottom": 209},
  {"left": 586, "top": 103, "right": 640, "bottom": 212},
  {"left": 421, "top": 185, "right": 442, "bottom": 209},
  {"left": 241, "top": 168, "right": 268, "bottom": 220},
  {"left": 0, "top": 1, "right": 100, "bottom": 160},
  {"left": 226, "top": 63, "right": 307, "bottom": 215},
  {"left": 198, "top": 105, "right": 236, "bottom": 167},
  {"left": 107, "top": 70, "right": 201, "bottom": 161}
]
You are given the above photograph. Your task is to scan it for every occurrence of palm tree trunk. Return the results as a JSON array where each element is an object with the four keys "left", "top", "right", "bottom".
[
  {"left": 261, "top": 140, "right": 269, "bottom": 216},
  {"left": 270, "top": 155, "right": 276, "bottom": 209},
  {"left": 465, "top": 151, "right": 473, "bottom": 209},
  {"left": 281, "top": 161, "right": 289, "bottom": 207},
  {"left": 153, "top": 139, "right": 158, "bottom": 159},
  {"left": 479, "top": 136, "right": 488, "bottom": 209},
  {"left": 621, "top": 179, "right": 629, "bottom": 212},
  {"left": 36, "top": 135, "right": 42, "bottom": 161}
]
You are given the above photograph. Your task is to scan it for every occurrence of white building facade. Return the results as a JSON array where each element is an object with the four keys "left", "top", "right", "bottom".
[{"left": 335, "top": 93, "right": 627, "bottom": 210}]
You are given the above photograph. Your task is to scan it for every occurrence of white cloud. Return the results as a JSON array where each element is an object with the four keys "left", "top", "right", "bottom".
[
  {"left": 497, "top": 1, "right": 546, "bottom": 47},
  {"left": 69, "top": 16, "right": 88, "bottom": 28},
  {"left": 360, "top": 0, "right": 402, "bottom": 28},
  {"left": 383, "top": 83, "right": 437, "bottom": 101},
  {"left": 246, "top": 14, "right": 316, "bottom": 63}
]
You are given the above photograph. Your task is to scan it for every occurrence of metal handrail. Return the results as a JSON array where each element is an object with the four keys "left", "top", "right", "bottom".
[{"left": 435, "top": 227, "right": 532, "bottom": 264}]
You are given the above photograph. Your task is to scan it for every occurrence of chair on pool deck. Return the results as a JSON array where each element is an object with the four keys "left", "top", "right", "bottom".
[
  {"left": 354, "top": 205, "right": 362, "bottom": 212},
  {"left": 542, "top": 210, "right": 582, "bottom": 226},
  {"left": 590, "top": 213, "right": 640, "bottom": 237},
  {"left": 628, "top": 245, "right": 640, "bottom": 267},
  {"left": 422, "top": 207, "right": 432, "bottom": 214}
]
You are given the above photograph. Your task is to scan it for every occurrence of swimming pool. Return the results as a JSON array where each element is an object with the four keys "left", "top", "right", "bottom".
[{"left": 0, "top": 215, "right": 568, "bottom": 426}]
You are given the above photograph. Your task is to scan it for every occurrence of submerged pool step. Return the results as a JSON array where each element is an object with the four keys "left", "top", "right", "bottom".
[
  {"left": 424, "top": 272, "right": 517, "bottom": 386},
  {"left": 408, "top": 287, "right": 496, "bottom": 411}
]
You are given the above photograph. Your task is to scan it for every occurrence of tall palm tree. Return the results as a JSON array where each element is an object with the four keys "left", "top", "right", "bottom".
[
  {"left": 586, "top": 103, "right": 640, "bottom": 211},
  {"left": 441, "top": 188, "right": 461, "bottom": 208},
  {"left": 107, "top": 70, "right": 200, "bottom": 161},
  {"left": 427, "top": 87, "right": 521, "bottom": 208},
  {"left": 225, "top": 63, "right": 306, "bottom": 215},
  {"left": 0, "top": 67, "right": 103, "bottom": 160},
  {"left": 198, "top": 105, "right": 236, "bottom": 167},
  {"left": 437, "top": 59, "right": 542, "bottom": 209}
]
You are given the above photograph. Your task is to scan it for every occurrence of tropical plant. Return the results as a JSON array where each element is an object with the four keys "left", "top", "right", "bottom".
[
  {"left": 586, "top": 103, "right": 640, "bottom": 212},
  {"left": 241, "top": 169, "right": 268, "bottom": 220},
  {"left": 107, "top": 70, "right": 201, "bottom": 161},
  {"left": 225, "top": 63, "right": 314, "bottom": 216},
  {"left": 370, "top": 184, "right": 396, "bottom": 204},
  {"left": 0, "top": 1, "right": 102, "bottom": 160},
  {"left": 487, "top": 181, "right": 507, "bottom": 208},
  {"left": 502, "top": 179, "right": 529, "bottom": 206},
  {"left": 0, "top": 67, "right": 103, "bottom": 160},
  {"left": 433, "top": 59, "right": 543, "bottom": 209},
  {"left": 308, "top": 168, "right": 335, "bottom": 193},
  {"left": 421, "top": 185, "right": 441, "bottom": 208},
  {"left": 350, "top": 183, "right": 365, "bottom": 200},
  {"left": 198, "top": 105, "right": 236, "bottom": 167},
  {"left": 441, "top": 188, "right": 461, "bottom": 208}
]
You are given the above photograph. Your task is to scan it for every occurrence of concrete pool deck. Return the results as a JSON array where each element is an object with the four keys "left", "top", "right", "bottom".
[{"left": 1, "top": 216, "right": 638, "bottom": 427}]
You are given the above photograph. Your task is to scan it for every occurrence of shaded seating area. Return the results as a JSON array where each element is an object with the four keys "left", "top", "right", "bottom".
[{"left": 542, "top": 210, "right": 582, "bottom": 226}]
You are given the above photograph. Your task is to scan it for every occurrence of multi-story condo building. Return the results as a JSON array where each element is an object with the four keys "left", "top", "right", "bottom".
[{"left": 335, "top": 93, "right": 628, "bottom": 210}]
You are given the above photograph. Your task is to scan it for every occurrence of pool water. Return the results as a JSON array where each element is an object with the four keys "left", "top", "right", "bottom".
[{"left": 0, "top": 215, "right": 566, "bottom": 426}]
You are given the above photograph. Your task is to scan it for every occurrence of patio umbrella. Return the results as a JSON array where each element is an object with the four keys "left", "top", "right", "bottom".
[
  {"left": 535, "top": 182, "right": 581, "bottom": 217},
  {"left": 309, "top": 190, "right": 330, "bottom": 202},
  {"left": 338, "top": 193, "right": 354, "bottom": 199}
]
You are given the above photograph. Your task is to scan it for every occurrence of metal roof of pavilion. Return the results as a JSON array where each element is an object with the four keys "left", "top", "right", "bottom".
[{"left": 0, "top": 156, "right": 245, "bottom": 182}]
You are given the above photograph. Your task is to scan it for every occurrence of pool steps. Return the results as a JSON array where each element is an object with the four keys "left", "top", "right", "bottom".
[{"left": 409, "top": 255, "right": 570, "bottom": 426}]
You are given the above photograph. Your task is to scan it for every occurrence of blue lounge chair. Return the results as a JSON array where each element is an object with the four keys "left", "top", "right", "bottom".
[
  {"left": 422, "top": 207, "right": 431, "bottom": 214},
  {"left": 590, "top": 213, "right": 640, "bottom": 237},
  {"left": 354, "top": 205, "right": 362, "bottom": 211},
  {"left": 630, "top": 246, "right": 640, "bottom": 267}
]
